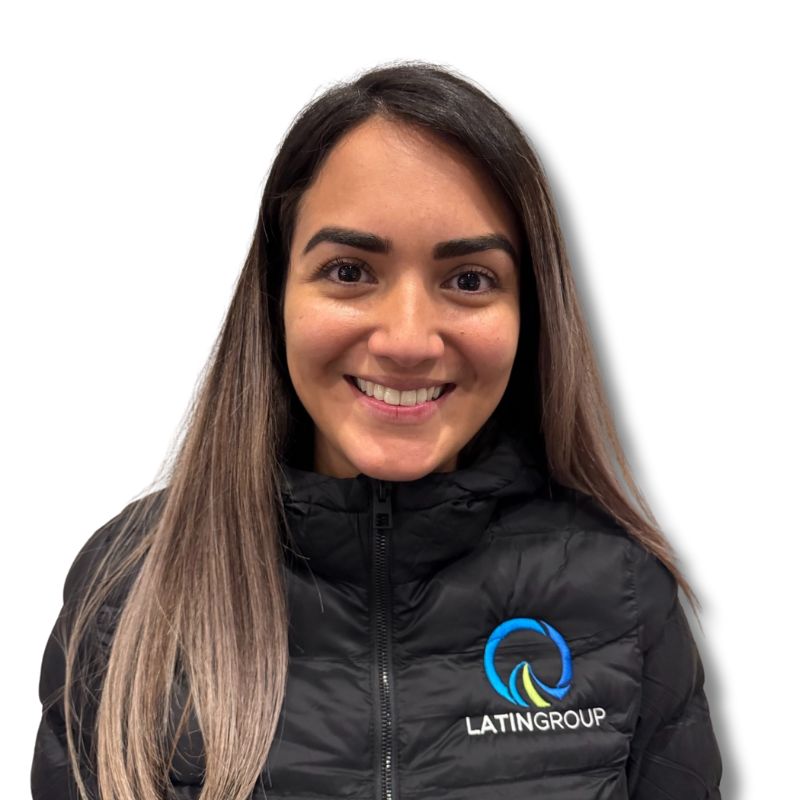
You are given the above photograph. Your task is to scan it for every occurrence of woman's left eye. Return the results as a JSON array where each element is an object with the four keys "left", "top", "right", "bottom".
[{"left": 313, "top": 258, "right": 499, "bottom": 294}]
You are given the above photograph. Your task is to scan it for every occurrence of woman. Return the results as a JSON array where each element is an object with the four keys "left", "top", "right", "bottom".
[{"left": 32, "top": 61, "right": 723, "bottom": 799}]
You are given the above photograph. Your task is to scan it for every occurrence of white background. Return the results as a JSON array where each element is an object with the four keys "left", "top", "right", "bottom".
[{"left": 3, "top": 2, "right": 797, "bottom": 796}]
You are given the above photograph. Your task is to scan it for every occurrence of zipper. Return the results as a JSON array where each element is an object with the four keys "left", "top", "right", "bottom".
[{"left": 371, "top": 478, "right": 397, "bottom": 800}]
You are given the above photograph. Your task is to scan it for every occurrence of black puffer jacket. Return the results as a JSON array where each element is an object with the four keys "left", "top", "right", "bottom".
[{"left": 32, "top": 431, "right": 723, "bottom": 799}]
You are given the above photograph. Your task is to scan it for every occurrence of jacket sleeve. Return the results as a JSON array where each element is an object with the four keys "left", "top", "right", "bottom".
[
  {"left": 626, "top": 541, "right": 723, "bottom": 799},
  {"left": 30, "top": 496, "right": 155, "bottom": 800}
]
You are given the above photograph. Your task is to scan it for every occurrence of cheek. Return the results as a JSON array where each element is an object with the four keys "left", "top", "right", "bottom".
[
  {"left": 458, "top": 308, "right": 520, "bottom": 383},
  {"left": 283, "top": 294, "right": 360, "bottom": 380}
]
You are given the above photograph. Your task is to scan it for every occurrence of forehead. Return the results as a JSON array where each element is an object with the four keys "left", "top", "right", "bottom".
[{"left": 291, "top": 116, "right": 522, "bottom": 259}]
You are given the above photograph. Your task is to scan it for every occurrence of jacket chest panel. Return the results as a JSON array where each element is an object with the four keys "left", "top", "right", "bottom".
[
  {"left": 391, "top": 633, "right": 636, "bottom": 796},
  {"left": 266, "top": 655, "right": 375, "bottom": 797},
  {"left": 263, "top": 528, "right": 640, "bottom": 797},
  {"left": 389, "top": 531, "right": 638, "bottom": 795}
]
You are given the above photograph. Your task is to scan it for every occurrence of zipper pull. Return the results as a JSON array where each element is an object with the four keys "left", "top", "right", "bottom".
[{"left": 372, "top": 479, "right": 393, "bottom": 530}]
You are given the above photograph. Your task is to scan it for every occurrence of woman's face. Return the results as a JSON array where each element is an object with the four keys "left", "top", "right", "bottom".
[{"left": 283, "top": 116, "right": 521, "bottom": 479}]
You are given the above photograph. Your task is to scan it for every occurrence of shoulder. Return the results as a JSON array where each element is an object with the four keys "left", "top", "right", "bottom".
[
  {"left": 37, "top": 489, "right": 167, "bottom": 719},
  {"left": 63, "top": 488, "right": 167, "bottom": 608},
  {"left": 537, "top": 482, "right": 680, "bottom": 648},
  {"left": 624, "top": 536, "right": 681, "bottom": 649}
]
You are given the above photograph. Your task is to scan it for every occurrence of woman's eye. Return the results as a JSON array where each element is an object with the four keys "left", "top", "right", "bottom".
[
  {"left": 445, "top": 269, "right": 498, "bottom": 293},
  {"left": 314, "top": 258, "right": 499, "bottom": 294},
  {"left": 316, "top": 258, "right": 372, "bottom": 285}
]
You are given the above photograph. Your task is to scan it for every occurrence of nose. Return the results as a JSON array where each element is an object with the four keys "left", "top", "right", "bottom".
[{"left": 367, "top": 274, "right": 446, "bottom": 367}]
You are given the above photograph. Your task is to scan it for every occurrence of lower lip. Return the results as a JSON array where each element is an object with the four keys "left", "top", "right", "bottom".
[{"left": 345, "top": 377, "right": 455, "bottom": 424}]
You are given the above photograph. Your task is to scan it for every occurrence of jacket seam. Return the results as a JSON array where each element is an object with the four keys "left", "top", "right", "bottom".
[
  {"left": 248, "top": 790, "right": 373, "bottom": 800},
  {"left": 625, "top": 537, "right": 643, "bottom": 656},
  {"left": 283, "top": 483, "right": 516, "bottom": 516},
  {"left": 394, "top": 625, "right": 639, "bottom": 664},
  {"left": 287, "top": 621, "right": 639, "bottom": 664},
  {"left": 399, "top": 762, "right": 621, "bottom": 795},
  {"left": 635, "top": 751, "right": 716, "bottom": 789}
]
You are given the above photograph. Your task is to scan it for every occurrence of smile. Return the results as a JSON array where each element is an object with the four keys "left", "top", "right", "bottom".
[
  {"left": 344, "top": 375, "right": 456, "bottom": 423},
  {"left": 346, "top": 375, "right": 455, "bottom": 407}
]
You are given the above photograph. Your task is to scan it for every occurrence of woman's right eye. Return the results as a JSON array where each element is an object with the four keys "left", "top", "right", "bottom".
[{"left": 313, "top": 257, "right": 372, "bottom": 285}]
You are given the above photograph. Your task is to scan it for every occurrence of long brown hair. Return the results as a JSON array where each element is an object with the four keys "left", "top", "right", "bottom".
[{"left": 56, "top": 59, "right": 699, "bottom": 800}]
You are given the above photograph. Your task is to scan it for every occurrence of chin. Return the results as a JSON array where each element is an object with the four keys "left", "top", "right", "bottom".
[{"left": 347, "top": 448, "right": 455, "bottom": 481}]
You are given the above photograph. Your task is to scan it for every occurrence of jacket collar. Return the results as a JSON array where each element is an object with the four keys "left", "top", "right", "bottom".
[{"left": 278, "top": 427, "right": 547, "bottom": 585}]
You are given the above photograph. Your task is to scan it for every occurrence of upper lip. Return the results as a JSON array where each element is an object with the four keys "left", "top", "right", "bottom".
[{"left": 348, "top": 374, "right": 454, "bottom": 391}]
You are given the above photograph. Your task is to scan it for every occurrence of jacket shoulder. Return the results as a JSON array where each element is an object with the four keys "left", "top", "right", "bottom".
[
  {"left": 627, "top": 535, "right": 680, "bottom": 647},
  {"left": 543, "top": 482, "right": 679, "bottom": 646},
  {"left": 62, "top": 488, "right": 167, "bottom": 608},
  {"left": 541, "top": 481, "right": 628, "bottom": 534}
]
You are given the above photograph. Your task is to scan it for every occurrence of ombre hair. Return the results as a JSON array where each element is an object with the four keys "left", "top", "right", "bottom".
[{"left": 52, "top": 60, "right": 699, "bottom": 800}]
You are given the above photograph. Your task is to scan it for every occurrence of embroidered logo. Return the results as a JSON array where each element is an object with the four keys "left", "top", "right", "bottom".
[
  {"left": 465, "top": 617, "right": 606, "bottom": 737},
  {"left": 483, "top": 617, "right": 572, "bottom": 707}
]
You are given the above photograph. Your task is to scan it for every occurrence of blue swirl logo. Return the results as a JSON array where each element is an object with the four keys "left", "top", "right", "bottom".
[{"left": 483, "top": 618, "right": 573, "bottom": 708}]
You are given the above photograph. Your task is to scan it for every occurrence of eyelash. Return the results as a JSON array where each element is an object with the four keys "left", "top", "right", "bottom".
[{"left": 312, "top": 257, "right": 500, "bottom": 294}]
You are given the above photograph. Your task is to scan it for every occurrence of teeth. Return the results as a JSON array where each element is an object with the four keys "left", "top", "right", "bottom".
[{"left": 354, "top": 377, "right": 446, "bottom": 406}]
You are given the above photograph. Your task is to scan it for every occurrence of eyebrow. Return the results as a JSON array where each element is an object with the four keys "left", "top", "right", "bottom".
[{"left": 302, "top": 226, "right": 519, "bottom": 266}]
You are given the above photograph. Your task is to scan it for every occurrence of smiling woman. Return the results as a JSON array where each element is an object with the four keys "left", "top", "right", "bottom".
[
  {"left": 282, "top": 116, "right": 522, "bottom": 479},
  {"left": 31, "top": 61, "right": 722, "bottom": 800}
]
